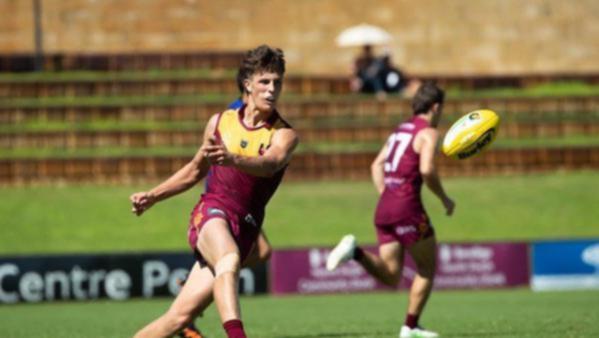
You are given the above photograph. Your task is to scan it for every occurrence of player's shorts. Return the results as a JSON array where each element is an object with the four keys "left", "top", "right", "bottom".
[
  {"left": 187, "top": 200, "right": 260, "bottom": 267},
  {"left": 374, "top": 212, "right": 434, "bottom": 247}
]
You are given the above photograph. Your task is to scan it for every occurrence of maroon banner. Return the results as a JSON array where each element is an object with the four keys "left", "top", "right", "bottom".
[{"left": 270, "top": 242, "right": 529, "bottom": 295}]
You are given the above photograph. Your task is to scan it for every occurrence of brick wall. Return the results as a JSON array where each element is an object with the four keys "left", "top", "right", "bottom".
[{"left": 2, "top": 0, "right": 598, "bottom": 74}]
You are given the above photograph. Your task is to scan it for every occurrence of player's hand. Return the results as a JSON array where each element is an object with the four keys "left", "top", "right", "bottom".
[
  {"left": 443, "top": 197, "right": 455, "bottom": 216},
  {"left": 129, "top": 192, "right": 156, "bottom": 216},
  {"left": 201, "top": 136, "right": 233, "bottom": 166}
]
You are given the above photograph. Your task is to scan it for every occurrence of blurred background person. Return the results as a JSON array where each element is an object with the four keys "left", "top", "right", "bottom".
[{"left": 351, "top": 45, "right": 421, "bottom": 99}]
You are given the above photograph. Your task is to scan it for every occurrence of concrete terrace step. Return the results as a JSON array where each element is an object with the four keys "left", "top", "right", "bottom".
[
  {"left": 1, "top": 96, "right": 598, "bottom": 125},
  {"left": 2, "top": 123, "right": 598, "bottom": 150},
  {"left": 1, "top": 147, "right": 598, "bottom": 185}
]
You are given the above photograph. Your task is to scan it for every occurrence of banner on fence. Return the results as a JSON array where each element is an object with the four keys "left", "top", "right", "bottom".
[
  {"left": 0, "top": 252, "right": 267, "bottom": 304},
  {"left": 531, "top": 239, "right": 599, "bottom": 291},
  {"left": 270, "top": 242, "right": 529, "bottom": 295}
]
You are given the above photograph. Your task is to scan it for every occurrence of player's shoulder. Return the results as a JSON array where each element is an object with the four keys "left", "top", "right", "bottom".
[
  {"left": 415, "top": 126, "right": 439, "bottom": 144},
  {"left": 272, "top": 118, "right": 299, "bottom": 147},
  {"left": 397, "top": 117, "right": 428, "bottom": 133},
  {"left": 207, "top": 112, "right": 222, "bottom": 126},
  {"left": 205, "top": 109, "right": 232, "bottom": 132},
  {"left": 213, "top": 108, "right": 240, "bottom": 127},
  {"left": 220, "top": 107, "right": 238, "bottom": 119},
  {"left": 418, "top": 126, "right": 439, "bottom": 137},
  {"left": 274, "top": 123, "right": 299, "bottom": 142}
]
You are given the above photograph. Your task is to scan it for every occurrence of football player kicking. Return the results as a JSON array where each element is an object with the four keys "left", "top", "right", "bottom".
[
  {"left": 327, "top": 82, "right": 455, "bottom": 338},
  {"left": 131, "top": 45, "right": 298, "bottom": 338},
  {"left": 176, "top": 63, "right": 274, "bottom": 338}
]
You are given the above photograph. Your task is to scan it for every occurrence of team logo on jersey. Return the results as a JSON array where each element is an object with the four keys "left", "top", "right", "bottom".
[
  {"left": 240, "top": 139, "right": 248, "bottom": 148},
  {"left": 395, "top": 226, "right": 416, "bottom": 236}
]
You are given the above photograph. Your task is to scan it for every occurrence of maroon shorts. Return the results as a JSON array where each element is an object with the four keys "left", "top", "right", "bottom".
[
  {"left": 187, "top": 200, "right": 260, "bottom": 267},
  {"left": 375, "top": 212, "right": 434, "bottom": 247}
]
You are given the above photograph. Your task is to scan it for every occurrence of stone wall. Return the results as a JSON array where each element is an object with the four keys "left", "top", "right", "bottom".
[{"left": 2, "top": 0, "right": 597, "bottom": 74}]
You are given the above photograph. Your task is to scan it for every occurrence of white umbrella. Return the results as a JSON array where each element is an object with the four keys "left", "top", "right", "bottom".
[{"left": 335, "top": 23, "right": 393, "bottom": 47}]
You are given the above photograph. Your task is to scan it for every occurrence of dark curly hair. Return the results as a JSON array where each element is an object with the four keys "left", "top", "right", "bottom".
[{"left": 238, "top": 45, "right": 286, "bottom": 93}]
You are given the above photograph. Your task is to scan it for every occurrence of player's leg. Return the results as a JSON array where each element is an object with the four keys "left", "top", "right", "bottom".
[
  {"left": 399, "top": 235, "right": 438, "bottom": 338},
  {"left": 356, "top": 241, "right": 404, "bottom": 287},
  {"left": 178, "top": 228, "right": 267, "bottom": 337},
  {"left": 133, "top": 262, "right": 214, "bottom": 338},
  {"left": 242, "top": 229, "right": 272, "bottom": 267},
  {"left": 326, "top": 233, "right": 404, "bottom": 287},
  {"left": 407, "top": 235, "right": 436, "bottom": 317},
  {"left": 175, "top": 277, "right": 208, "bottom": 338},
  {"left": 196, "top": 217, "right": 246, "bottom": 338}
]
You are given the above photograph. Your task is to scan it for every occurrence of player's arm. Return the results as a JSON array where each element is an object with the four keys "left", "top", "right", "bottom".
[
  {"left": 203, "top": 128, "right": 299, "bottom": 177},
  {"left": 130, "top": 114, "right": 217, "bottom": 216},
  {"left": 371, "top": 143, "right": 388, "bottom": 195},
  {"left": 417, "top": 128, "right": 455, "bottom": 216}
]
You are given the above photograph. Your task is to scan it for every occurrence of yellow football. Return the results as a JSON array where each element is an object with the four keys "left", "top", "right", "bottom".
[{"left": 442, "top": 109, "right": 500, "bottom": 159}]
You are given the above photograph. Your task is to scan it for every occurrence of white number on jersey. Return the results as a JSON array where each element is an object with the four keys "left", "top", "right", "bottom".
[{"left": 384, "top": 132, "right": 413, "bottom": 172}]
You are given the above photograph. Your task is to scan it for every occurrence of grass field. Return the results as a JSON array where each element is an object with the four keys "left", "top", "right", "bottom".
[
  {"left": 1, "top": 289, "right": 598, "bottom": 337},
  {"left": 1, "top": 171, "right": 598, "bottom": 337},
  {"left": 5, "top": 112, "right": 597, "bottom": 133},
  {"left": 1, "top": 171, "right": 598, "bottom": 255},
  {"left": 3, "top": 67, "right": 599, "bottom": 338},
  {"left": 2, "top": 136, "right": 599, "bottom": 159}
]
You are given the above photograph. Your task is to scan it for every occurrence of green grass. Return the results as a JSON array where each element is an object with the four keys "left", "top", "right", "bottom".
[
  {"left": 447, "top": 81, "right": 599, "bottom": 98},
  {"left": 0, "top": 118, "right": 400, "bottom": 134},
  {"left": 3, "top": 111, "right": 598, "bottom": 133},
  {"left": 0, "top": 93, "right": 373, "bottom": 108},
  {"left": 1, "top": 136, "right": 599, "bottom": 159},
  {"left": 300, "top": 136, "right": 599, "bottom": 152},
  {"left": 1, "top": 94, "right": 234, "bottom": 108},
  {"left": 0, "top": 146, "right": 200, "bottom": 159},
  {"left": 0, "top": 289, "right": 598, "bottom": 337},
  {"left": 1, "top": 171, "right": 597, "bottom": 255},
  {"left": 493, "top": 135, "right": 599, "bottom": 148},
  {"left": 2, "top": 93, "right": 598, "bottom": 110},
  {"left": 0, "top": 120, "right": 200, "bottom": 133}
]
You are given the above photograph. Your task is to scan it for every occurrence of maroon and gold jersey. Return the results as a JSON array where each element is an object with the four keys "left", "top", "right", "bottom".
[
  {"left": 201, "top": 105, "right": 292, "bottom": 226},
  {"left": 374, "top": 116, "right": 430, "bottom": 225}
]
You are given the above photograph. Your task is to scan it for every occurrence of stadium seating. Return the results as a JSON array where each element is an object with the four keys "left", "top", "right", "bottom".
[
  {"left": 2, "top": 96, "right": 597, "bottom": 124},
  {"left": 0, "top": 52, "right": 245, "bottom": 72},
  {"left": 0, "top": 75, "right": 352, "bottom": 97},
  {"left": 1, "top": 147, "right": 598, "bottom": 184},
  {"left": 2, "top": 72, "right": 599, "bottom": 98},
  {"left": 1, "top": 52, "right": 598, "bottom": 185}
]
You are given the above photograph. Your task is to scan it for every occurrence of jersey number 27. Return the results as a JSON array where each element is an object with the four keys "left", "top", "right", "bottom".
[{"left": 384, "top": 132, "right": 413, "bottom": 172}]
